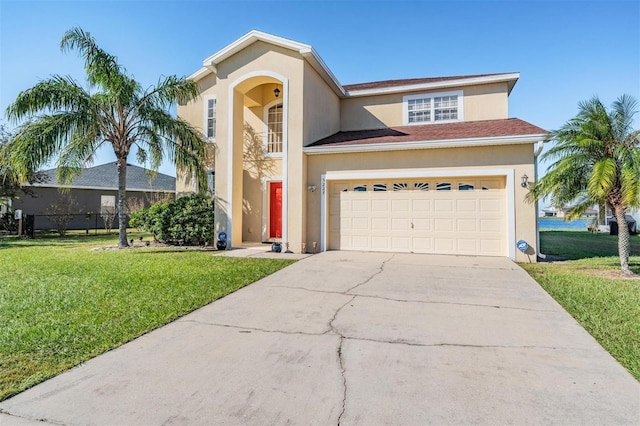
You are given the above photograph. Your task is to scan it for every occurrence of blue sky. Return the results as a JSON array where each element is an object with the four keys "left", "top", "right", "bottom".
[{"left": 1, "top": 0, "right": 638, "bottom": 177}]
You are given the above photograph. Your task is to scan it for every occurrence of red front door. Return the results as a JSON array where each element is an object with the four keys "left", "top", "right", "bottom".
[{"left": 269, "top": 181, "right": 282, "bottom": 239}]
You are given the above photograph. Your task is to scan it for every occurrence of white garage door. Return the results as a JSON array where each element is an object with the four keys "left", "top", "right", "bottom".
[{"left": 328, "top": 177, "right": 506, "bottom": 256}]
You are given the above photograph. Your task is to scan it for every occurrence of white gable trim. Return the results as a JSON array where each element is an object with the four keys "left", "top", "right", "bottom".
[
  {"left": 189, "top": 32, "right": 518, "bottom": 100},
  {"left": 345, "top": 73, "right": 520, "bottom": 98},
  {"left": 190, "top": 30, "right": 345, "bottom": 96}
]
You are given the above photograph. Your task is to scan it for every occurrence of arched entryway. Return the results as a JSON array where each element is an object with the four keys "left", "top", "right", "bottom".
[{"left": 226, "top": 71, "right": 288, "bottom": 248}]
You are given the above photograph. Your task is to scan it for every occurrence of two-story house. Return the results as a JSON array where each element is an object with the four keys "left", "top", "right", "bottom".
[{"left": 177, "top": 30, "right": 547, "bottom": 261}]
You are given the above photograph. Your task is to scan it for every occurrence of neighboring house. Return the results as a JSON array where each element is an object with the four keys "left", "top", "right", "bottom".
[
  {"left": 13, "top": 162, "right": 175, "bottom": 230},
  {"left": 177, "top": 30, "right": 547, "bottom": 261},
  {"left": 541, "top": 206, "right": 563, "bottom": 217}
]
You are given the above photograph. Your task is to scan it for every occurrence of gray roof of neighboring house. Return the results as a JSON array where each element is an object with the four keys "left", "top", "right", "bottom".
[{"left": 36, "top": 162, "right": 175, "bottom": 192}]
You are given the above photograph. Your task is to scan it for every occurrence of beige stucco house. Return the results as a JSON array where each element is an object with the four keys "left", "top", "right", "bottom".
[{"left": 178, "top": 30, "right": 547, "bottom": 261}]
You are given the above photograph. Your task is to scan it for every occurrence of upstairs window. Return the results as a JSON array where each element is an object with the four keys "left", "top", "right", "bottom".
[
  {"left": 403, "top": 90, "right": 462, "bottom": 125},
  {"left": 434, "top": 95, "right": 458, "bottom": 121},
  {"left": 267, "top": 103, "right": 283, "bottom": 153},
  {"left": 407, "top": 98, "right": 431, "bottom": 123},
  {"left": 204, "top": 96, "right": 216, "bottom": 140}
]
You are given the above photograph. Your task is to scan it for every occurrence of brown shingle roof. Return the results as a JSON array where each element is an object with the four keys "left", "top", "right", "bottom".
[
  {"left": 342, "top": 73, "right": 514, "bottom": 92},
  {"left": 308, "top": 118, "right": 548, "bottom": 147}
]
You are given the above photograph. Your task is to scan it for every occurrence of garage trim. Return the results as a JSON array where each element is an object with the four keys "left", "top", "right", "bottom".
[{"left": 320, "top": 168, "right": 516, "bottom": 259}]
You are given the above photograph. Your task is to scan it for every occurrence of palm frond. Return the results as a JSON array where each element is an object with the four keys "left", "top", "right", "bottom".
[
  {"left": 6, "top": 76, "right": 91, "bottom": 122},
  {"left": 6, "top": 112, "right": 97, "bottom": 182},
  {"left": 588, "top": 158, "right": 617, "bottom": 199},
  {"left": 611, "top": 94, "right": 638, "bottom": 142},
  {"left": 61, "top": 27, "right": 125, "bottom": 90},
  {"left": 564, "top": 196, "right": 596, "bottom": 220}
]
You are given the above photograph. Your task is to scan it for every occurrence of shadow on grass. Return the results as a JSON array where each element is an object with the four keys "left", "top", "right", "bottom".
[
  {"left": 128, "top": 249, "right": 217, "bottom": 255},
  {"left": 0, "top": 232, "right": 149, "bottom": 250}
]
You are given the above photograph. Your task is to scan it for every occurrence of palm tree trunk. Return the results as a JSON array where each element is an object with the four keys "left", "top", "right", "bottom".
[
  {"left": 116, "top": 157, "right": 128, "bottom": 248},
  {"left": 598, "top": 201, "right": 606, "bottom": 225},
  {"left": 614, "top": 206, "right": 632, "bottom": 275}
]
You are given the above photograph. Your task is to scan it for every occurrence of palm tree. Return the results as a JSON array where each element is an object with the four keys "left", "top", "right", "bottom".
[
  {"left": 4, "top": 27, "right": 207, "bottom": 247},
  {"left": 528, "top": 95, "right": 640, "bottom": 275}
]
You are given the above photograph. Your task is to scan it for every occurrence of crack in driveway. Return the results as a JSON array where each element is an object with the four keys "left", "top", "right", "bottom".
[
  {"left": 265, "top": 284, "right": 558, "bottom": 313},
  {"left": 327, "top": 296, "right": 356, "bottom": 425},
  {"left": 343, "top": 254, "right": 395, "bottom": 293}
]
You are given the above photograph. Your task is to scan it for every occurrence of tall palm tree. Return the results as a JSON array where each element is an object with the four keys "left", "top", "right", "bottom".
[
  {"left": 528, "top": 95, "right": 640, "bottom": 275},
  {"left": 4, "top": 27, "right": 207, "bottom": 247}
]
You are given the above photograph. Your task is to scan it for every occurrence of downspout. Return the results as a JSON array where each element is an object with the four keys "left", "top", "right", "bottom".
[{"left": 534, "top": 140, "right": 544, "bottom": 258}]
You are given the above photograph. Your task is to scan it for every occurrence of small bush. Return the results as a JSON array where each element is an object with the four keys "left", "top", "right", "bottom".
[
  {"left": 134, "top": 194, "right": 214, "bottom": 245},
  {"left": 0, "top": 210, "right": 18, "bottom": 233},
  {"left": 100, "top": 206, "right": 117, "bottom": 234},
  {"left": 128, "top": 209, "right": 146, "bottom": 230},
  {"left": 45, "top": 192, "right": 78, "bottom": 236}
]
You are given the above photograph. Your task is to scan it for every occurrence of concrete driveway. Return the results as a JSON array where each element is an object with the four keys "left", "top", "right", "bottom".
[{"left": 1, "top": 251, "right": 639, "bottom": 425}]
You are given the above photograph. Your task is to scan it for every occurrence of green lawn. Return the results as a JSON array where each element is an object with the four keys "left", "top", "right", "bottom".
[
  {"left": 0, "top": 233, "right": 295, "bottom": 401},
  {"left": 521, "top": 231, "right": 640, "bottom": 381}
]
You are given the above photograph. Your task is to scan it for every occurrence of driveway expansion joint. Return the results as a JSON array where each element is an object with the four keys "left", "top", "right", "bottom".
[
  {"left": 350, "top": 295, "right": 561, "bottom": 313},
  {"left": 177, "top": 319, "right": 327, "bottom": 337},
  {"left": 266, "top": 285, "right": 558, "bottom": 313},
  {"left": 0, "top": 408, "right": 62, "bottom": 425},
  {"left": 343, "top": 336, "right": 568, "bottom": 351}
]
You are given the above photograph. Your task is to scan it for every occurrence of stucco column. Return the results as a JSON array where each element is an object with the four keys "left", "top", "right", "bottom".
[{"left": 230, "top": 89, "right": 245, "bottom": 247}]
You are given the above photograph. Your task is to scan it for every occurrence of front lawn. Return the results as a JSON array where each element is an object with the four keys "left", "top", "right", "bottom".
[
  {"left": 0, "top": 233, "right": 295, "bottom": 401},
  {"left": 521, "top": 231, "right": 640, "bottom": 381}
]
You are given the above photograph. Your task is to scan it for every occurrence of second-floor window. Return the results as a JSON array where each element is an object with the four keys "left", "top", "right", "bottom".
[
  {"left": 267, "top": 103, "right": 283, "bottom": 153},
  {"left": 204, "top": 96, "right": 216, "bottom": 140},
  {"left": 404, "top": 90, "right": 462, "bottom": 125}
]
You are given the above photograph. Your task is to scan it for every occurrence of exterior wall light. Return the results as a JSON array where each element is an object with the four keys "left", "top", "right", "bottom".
[
  {"left": 274, "top": 87, "right": 280, "bottom": 98},
  {"left": 307, "top": 184, "right": 317, "bottom": 192},
  {"left": 521, "top": 174, "right": 529, "bottom": 188}
]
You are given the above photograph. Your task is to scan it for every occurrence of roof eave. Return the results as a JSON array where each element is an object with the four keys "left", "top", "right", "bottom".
[
  {"left": 303, "top": 133, "right": 547, "bottom": 155},
  {"left": 26, "top": 183, "right": 176, "bottom": 192},
  {"left": 345, "top": 73, "right": 521, "bottom": 98},
  {"left": 189, "top": 30, "right": 345, "bottom": 96}
]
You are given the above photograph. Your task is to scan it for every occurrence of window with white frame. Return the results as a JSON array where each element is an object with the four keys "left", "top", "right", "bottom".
[
  {"left": 100, "top": 195, "right": 116, "bottom": 214},
  {"left": 203, "top": 96, "right": 216, "bottom": 140},
  {"left": 267, "top": 103, "right": 283, "bottom": 153},
  {"left": 404, "top": 90, "right": 462, "bottom": 125}
]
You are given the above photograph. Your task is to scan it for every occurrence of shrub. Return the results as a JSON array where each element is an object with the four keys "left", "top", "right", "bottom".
[
  {"left": 100, "top": 205, "right": 117, "bottom": 234},
  {"left": 45, "top": 192, "right": 78, "bottom": 236},
  {"left": 0, "top": 210, "right": 18, "bottom": 233},
  {"left": 128, "top": 209, "right": 146, "bottom": 230},
  {"left": 134, "top": 194, "right": 214, "bottom": 245}
]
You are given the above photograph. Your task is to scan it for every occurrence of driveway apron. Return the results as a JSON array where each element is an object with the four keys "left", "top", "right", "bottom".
[{"left": 1, "top": 251, "right": 639, "bottom": 425}]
